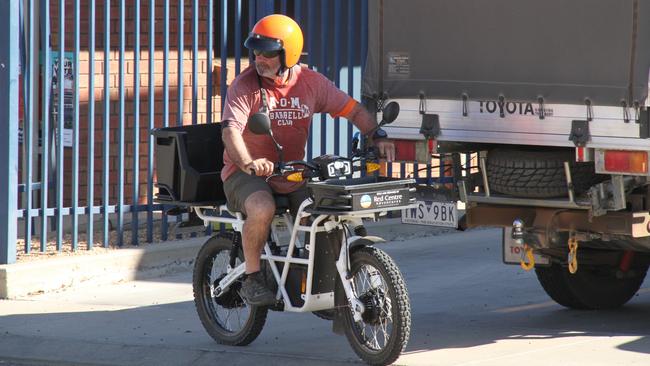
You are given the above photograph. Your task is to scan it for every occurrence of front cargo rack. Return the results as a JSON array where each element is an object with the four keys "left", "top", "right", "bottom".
[{"left": 307, "top": 176, "right": 417, "bottom": 214}]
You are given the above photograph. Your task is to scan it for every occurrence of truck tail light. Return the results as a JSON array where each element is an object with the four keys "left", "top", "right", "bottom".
[
  {"left": 603, "top": 150, "right": 648, "bottom": 174},
  {"left": 393, "top": 139, "right": 436, "bottom": 163},
  {"left": 394, "top": 140, "right": 416, "bottom": 161},
  {"left": 575, "top": 147, "right": 594, "bottom": 162}
]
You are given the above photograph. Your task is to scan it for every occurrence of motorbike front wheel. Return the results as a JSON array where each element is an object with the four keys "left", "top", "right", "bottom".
[
  {"left": 341, "top": 246, "right": 411, "bottom": 365},
  {"left": 193, "top": 233, "right": 268, "bottom": 346}
]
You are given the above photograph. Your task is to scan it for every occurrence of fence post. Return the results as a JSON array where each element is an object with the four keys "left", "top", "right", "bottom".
[
  {"left": 0, "top": 0, "right": 19, "bottom": 264},
  {"left": 256, "top": 0, "right": 274, "bottom": 18}
]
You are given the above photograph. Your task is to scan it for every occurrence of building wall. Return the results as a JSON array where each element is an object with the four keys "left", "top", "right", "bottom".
[{"left": 44, "top": 0, "right": 236, "bottom": 207}]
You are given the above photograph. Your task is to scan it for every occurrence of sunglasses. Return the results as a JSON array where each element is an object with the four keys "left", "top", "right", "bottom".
[{"left": 253, "top": 49, "right": 281, "bottom": 58}]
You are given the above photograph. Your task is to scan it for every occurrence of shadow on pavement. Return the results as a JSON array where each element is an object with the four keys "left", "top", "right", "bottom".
[
  {"left": 117, "top": 227, "right": 650, "bottom": 364},
  {"left": 404, "top": 300, "right": 650, "bottom": 356},
  {"left": 0, "top": 300, "right": 360, "bottom": 366}
]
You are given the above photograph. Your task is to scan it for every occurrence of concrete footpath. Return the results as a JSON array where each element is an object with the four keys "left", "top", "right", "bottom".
[
  {"left": 1, "top": 223, "right": 649, "bottom": 365},
  {"left": 0, "top": 217, "right": 448, "bottom": 366},
  {"left": 0, "top": 218, "right": 449, "bottom": 299}
]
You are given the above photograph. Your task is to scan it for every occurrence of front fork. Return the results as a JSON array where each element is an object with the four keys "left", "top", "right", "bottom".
[{"left": 335, "top": 228, "right": 366, "bottom": 322}]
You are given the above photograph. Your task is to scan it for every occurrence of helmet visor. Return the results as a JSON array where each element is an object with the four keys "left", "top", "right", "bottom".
[
  {"left": 253, "top": 49, "right": 281, "bottom": 58},
  {"left": 244, "top": 33, "right": 283, "bottom": 52}
]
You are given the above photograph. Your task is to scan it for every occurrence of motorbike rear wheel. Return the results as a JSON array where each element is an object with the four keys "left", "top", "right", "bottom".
[
  {"left": 193, "top": 233, "right": 268, "bottom": 346},
  {"left": 341, "top": 246, "right": 411, "bottom": 366}
]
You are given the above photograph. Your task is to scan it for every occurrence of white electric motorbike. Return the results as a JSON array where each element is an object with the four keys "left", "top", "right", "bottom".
[{"left": 192, "top": 103, "right": 415, "bottom": 365}]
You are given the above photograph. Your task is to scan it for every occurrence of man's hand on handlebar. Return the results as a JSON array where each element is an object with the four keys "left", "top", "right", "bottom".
[
  {"left": 245, "top": 158, "right": 275, "bottom": 176},
  {"left": 375, "top": 139, "right": 395, "bottom": 162}
]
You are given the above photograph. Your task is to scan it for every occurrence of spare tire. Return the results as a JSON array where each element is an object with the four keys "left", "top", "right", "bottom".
[{"left": 486, "top": 148, "right": 606, "bottom": 198}]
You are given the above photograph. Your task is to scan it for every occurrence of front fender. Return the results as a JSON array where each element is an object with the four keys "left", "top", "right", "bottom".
[{"left": 348, "top": 235, "right": 386, "bottom": 250}]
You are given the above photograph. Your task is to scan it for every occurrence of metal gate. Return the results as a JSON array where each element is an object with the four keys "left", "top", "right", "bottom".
[{"left": 1, "top": 0, "right": 372, "bottom": 264}]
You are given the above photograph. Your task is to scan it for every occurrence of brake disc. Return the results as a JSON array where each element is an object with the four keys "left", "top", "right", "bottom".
[{"left": 359, "top": 289, "right": 383, "bottom": 325}]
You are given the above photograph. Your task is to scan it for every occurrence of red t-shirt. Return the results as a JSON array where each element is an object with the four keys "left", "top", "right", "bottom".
[{"left": 221, "top": 64, "right": 356, "bottom": 193}]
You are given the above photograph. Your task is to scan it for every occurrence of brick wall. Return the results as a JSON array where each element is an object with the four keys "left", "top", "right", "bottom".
[{"left": 45, "top": 0, "right": 238, "bottom": 207}]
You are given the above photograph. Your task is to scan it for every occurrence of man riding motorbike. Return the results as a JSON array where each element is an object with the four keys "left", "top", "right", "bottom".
[{"left": 220, "top": 14, "right": 395, "bottom": 306}]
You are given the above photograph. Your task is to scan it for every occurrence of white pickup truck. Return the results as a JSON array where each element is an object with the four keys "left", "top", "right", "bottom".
[{"left": 363, "top": 0, "right": 650, "bottom": 309}]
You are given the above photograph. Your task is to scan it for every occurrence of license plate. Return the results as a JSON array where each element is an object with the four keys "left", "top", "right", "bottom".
[
  {"left": 401, "top": 200, "right": 457, "bottom": 228},
  {"left": 502, "top": 227, "right": 550, "bottom": 266}
]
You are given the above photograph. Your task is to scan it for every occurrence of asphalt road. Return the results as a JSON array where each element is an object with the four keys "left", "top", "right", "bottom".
[{"left": 1, "top": 227, "right": 649, "bottom": 365}]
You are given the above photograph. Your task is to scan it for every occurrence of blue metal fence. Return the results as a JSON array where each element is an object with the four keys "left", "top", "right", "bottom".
[
  {"left": 1, "top": 0, "right": 20, "bottom": 264},
  {"left": 3, "top": 0, "right": 380, "bottom": 264},
  {"left": 2, "top": 0, "right": 466, "bottom": 265}
]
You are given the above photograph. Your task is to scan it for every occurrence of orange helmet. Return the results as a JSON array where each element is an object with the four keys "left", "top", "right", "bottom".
[{"left": 245, "top": 14, "right": 304, "bottom": 69}]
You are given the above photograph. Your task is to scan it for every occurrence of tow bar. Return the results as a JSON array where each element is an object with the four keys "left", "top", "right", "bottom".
[{"left": 512, "top": 219, "right": 535, "bottom": 271}]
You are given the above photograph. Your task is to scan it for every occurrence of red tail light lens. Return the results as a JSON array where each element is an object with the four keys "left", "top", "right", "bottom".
[
  {"left": 603, "top": 150, "right": 648, "bottom": 174},
  {"left": 393, "top": 140, "right": 416, "bottom": 161}
]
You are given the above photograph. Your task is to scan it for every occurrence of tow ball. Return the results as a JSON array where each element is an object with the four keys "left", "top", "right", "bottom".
[{"left": 512, "top": 219, "right": 535, "bottom": 271}]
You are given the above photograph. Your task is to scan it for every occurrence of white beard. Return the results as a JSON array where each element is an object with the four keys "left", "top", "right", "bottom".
[{"left": 255, "top": 62, "right": 278, "bottom": 79}]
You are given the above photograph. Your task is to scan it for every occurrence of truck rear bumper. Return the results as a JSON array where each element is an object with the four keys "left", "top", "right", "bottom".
[{"left": 465, "top": 204, "right": 650, "bottom": 239}]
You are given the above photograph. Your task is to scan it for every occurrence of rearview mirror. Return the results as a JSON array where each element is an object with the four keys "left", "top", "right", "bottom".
[
  {"left": 247, "top": 112, "right": 285, "bottom": 161},
  {"left": 248, "top": 113, "right": 272, "bottom": 135},
  {"left": 381, "top": 102, "right": 400, "bottom": 125}
]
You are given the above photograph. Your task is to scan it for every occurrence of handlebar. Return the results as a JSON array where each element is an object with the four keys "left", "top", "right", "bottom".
[{"left": 264, "top": 147, "right": 380, "bottom": 182}]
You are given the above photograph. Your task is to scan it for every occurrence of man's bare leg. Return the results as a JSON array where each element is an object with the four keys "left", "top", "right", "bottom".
[
  {"left": 238, "top": 190, "right": 277, "bottom": 306},
  {"left": 242, "top": 190, "right": 275, "bottom": 274}
]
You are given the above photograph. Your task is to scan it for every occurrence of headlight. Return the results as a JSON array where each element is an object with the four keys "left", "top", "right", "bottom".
[{"left": 327, "top": 160, "right": 351, "bottom": 177}]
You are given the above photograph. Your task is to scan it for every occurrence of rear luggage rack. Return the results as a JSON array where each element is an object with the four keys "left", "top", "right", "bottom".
[{"left": 151, "top": 123, "right": 226, "bottom": 206}]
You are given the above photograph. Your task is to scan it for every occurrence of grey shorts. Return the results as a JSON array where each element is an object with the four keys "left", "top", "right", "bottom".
[{"left": 223, "top": 170, "right": 309, "bottom": 217}]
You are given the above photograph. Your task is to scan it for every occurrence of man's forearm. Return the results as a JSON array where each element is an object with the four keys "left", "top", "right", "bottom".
[
  {"left": 222, "top": 126, "right": 253, "bottom": 171},
  {"left": 346, "top": 103, "right": 378, "bottom": 135}
]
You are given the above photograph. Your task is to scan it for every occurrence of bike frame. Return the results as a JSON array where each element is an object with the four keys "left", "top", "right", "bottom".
[{"left": 194, "top": 198, "right": 410, "bottom": 322}]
